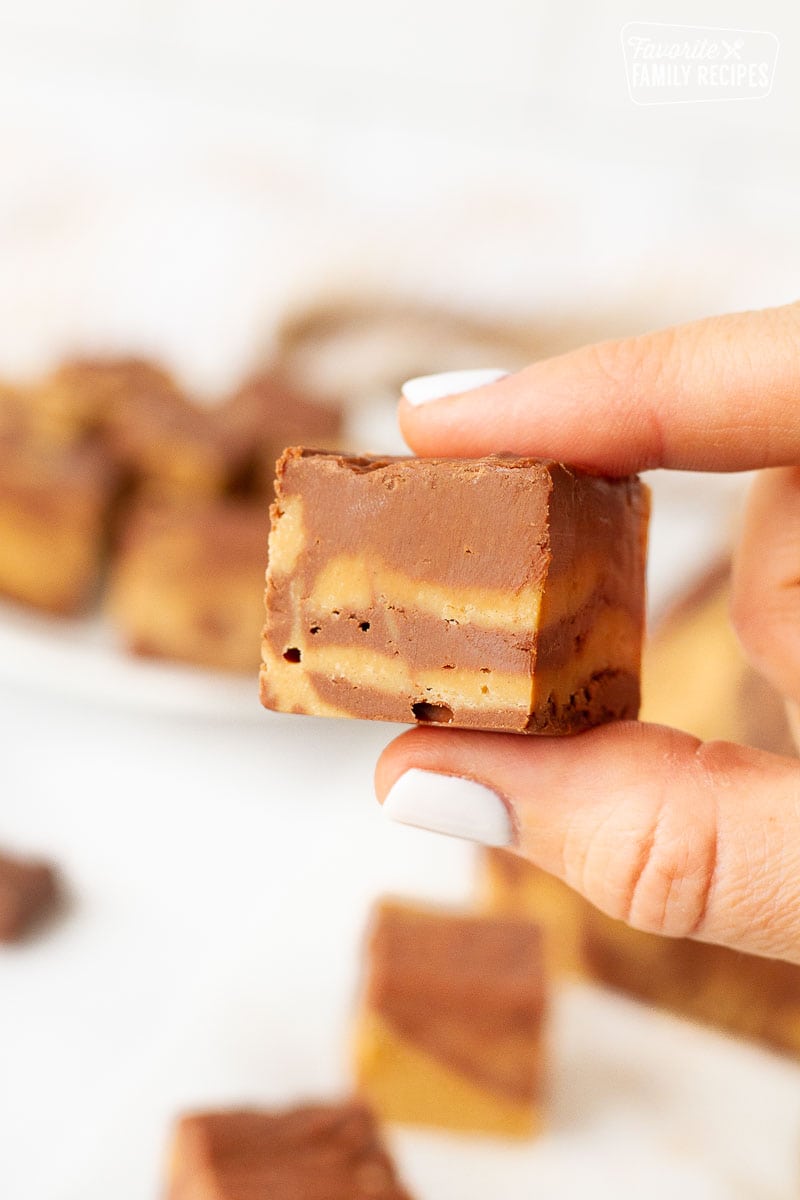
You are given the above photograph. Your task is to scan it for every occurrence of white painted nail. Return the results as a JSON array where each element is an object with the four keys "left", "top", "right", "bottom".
[
  {"left": 401, "top": 368, "right": 509, "bottom": 407},
  {"left": 382, "top": 768, "right": 513, "bottom": 846}
]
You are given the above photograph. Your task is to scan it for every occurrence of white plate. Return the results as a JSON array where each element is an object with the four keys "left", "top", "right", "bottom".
[{"left": 0, "top": 600, "right": 261, "bottom": 720}]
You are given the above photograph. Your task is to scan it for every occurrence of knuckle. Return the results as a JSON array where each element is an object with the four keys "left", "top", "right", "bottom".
[
  {"left": 581, "top": 330, "right": 686, "bottom": 467},
  {"left": 596, "top": 778, "right": 719, "bottom": 939}
]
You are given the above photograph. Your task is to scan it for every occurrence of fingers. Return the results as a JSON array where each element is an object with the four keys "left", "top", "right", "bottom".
[
  {"left": 399, "top": 304, "right": 800, "bottom": 474},
  {"left": 375, "top": 723, "right": 800, "bottom": 962},
  {"left": 731, "top": 466, "right": 800, "bottom": 707}
]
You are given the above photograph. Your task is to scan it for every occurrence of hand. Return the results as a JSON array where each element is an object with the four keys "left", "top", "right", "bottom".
[{"left": 374, "top": 303, "right": 800, "bottom": 964}]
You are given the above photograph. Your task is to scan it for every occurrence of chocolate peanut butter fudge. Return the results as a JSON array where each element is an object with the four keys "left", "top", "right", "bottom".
[
  {"left": 225, "top": 370, "right": 344, "bottom": 493},
  {"left": 108, "top": 498, "right": 267, "bottom": 672},
  {"left": 165, "top": 1102, "right": 413, "bottom": 1200},
  {"left": 0, "top": 851, "right": 59, "bottom": 942},
  {"left": 354, "top": 900, "right": 546, "bottom": 1136},
  {"left": 0, "top": 437, "right": 117, "bottom": 614},
  {"left": 106, "top": 388, "right": 261, "bottom": 501},
  {"left": 35, "top": 357, "right": 178, "bottom": 445},
  {"left": 261, "top": 449, "right": 649, "bottom": 733}
]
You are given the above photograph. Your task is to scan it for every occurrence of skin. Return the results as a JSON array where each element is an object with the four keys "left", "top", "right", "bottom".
[{"left": 375, "top": 301, "right": 800, "bottom": 965}]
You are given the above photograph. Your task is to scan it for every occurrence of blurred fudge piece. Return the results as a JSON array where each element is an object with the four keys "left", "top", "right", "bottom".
[
  {"left": 482, "top": 562, "right": 800, "bottom": 1055},
  {"left": 108, "top": 498, "right": 267, "bottom": 672},
  {"left": 35, "top": 356, "right": 178, "bottom": 445},
  {"left": 224, "top": 370, "right": 344, "bottom": 493},
  {"left": 482, "top": 848, "right": 586, "bottom": 978},
  {"left": 165, "top": 1101, "right": 413, "bottom": 1200},
  {"left": 0, "top": 381, "right": 36, "bottom": 440},
  {"left": 582, "top": 908, "right": 800, "bottom": 1055},
  {"left": 261, "top": 449, "right": 649, "bottom": 734},
  {"left": 105, "top": 389, "right": 256, "bottom": 501},
  {"left": 354, "top": 899, "right": 546, "bottom": 1136},
  {"left": 0, "top": 437, "right": 117, "bottom": 613},
  {"left": 0, "top": 850, "right": 59, "bottom": 942},
  {"left": 639, "top": 559, "right": 795, "bottom": 753}
]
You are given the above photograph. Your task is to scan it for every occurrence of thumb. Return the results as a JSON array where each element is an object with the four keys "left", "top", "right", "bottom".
[{"left": 375, "top": 723, "right": 800, "bottom": 964}]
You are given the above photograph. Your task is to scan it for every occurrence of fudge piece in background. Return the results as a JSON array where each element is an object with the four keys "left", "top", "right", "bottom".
[
  {"left": 354, "top": 899, "right": 546, "bottom": 1137},
  {"left": 0, "top": 381, "right": 36, "bottom": 441},
  {"left": 482, "top": 562, "right": 800, "bottom": 1056},
  {"left": 224, "top": 370, "right": 344, "bottom": 494},
  {"left": 0, "top": 438, "right": 117, "bottom": 614},
  {"left": 165, "top": 1101, "right": 413, "bottom": 1200},
  {"left": 0, "top": 850, "right": 60, "bottom": 943},
  {"left": 35, "top": 357, "right": 179, "bottom": 446},
  {"left": 105, "top": 388, "right": 255, "bottom": 501},
  {"left": 108, "top": 498, "right": 267, "bottom": 672},
  {"left": 261, "top": 449, "right": 649, "bottom": 734}
]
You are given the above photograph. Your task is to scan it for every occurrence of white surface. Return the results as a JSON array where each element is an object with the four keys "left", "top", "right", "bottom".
[{"left": 0, "top": 602, "right": 260, "bottom": 720}]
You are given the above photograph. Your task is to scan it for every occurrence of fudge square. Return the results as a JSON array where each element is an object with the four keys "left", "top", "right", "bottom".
[
  {"left": 108, "top": 498, "right": 267, "bottom": 673},
  {"left": 0, "top": 850, "right": 59, "bottom": 942},
  {"left": 165, "top": 1101, "right": 413, "bottom": 1200},
  {"left": 0, "top": 437, "right": 117, "bottom": 614},
  {"left": 261, "top": 448, "right": 649, "bottom": 733},
  {"left": 353, "top": 899, "right": 546, "bottom": 1137}
]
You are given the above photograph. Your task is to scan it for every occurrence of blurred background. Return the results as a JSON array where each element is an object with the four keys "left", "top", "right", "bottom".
[{"left": 2, "top": 0, "right": 800, "bottom": 1197}]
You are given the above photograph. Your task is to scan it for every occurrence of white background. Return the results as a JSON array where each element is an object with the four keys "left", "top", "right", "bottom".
[{"left": 2, "top": 1, "right": 800, "bottom": 1197}]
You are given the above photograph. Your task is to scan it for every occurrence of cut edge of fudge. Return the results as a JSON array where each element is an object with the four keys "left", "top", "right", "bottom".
[{"left": 260, "top": 448, "right": 649, "bottom": 735}]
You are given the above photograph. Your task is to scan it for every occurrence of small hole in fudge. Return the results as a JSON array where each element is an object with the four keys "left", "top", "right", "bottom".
[
  {"left": 480, "top": 667, "right": 491, "bottom": 674},
  {"left": 464, "top": 547, "right": 473, "bottom": 554},
  {"left": 359, "top": 621, "right": 370, "bottom": 632},
  {"left": 412, "top": 701, "right": 454, "bottom": 724},
  {"left": 442, "top": 664, "right": 454, "bottom": 670},
  {"left": 309, "top": 625, "right": 321, "bottom": 635},
  {"left": 283, "top": 647, "right": 302, "bottom": 663}
]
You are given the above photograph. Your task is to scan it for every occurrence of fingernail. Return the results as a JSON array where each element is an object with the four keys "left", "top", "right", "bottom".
[
  {"left": 382, "top": 768, "right": 513, "bottom": 846},
  {"left": 401, "top": 368, "right": 509, "bottom": 407}
]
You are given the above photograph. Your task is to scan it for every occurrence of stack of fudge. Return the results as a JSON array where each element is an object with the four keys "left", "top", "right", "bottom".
[{"left": 0, "top": 358, "right": 342, "bottom": 671}]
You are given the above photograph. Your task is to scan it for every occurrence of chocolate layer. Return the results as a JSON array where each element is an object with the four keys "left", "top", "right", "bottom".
[
  {"left": 167, "top": 1101, "right": 412, "bottom": 1200},
  {"left": 0, "top": 851, "right": 59, "bottom": 942},
  {"left": 364, "top": 901, "right": 545, "bottom": 1103}
]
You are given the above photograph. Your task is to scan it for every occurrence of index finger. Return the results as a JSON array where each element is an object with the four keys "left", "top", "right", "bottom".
[{"left": 399, "top": 303, "right": 800, "bottom": 474}]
